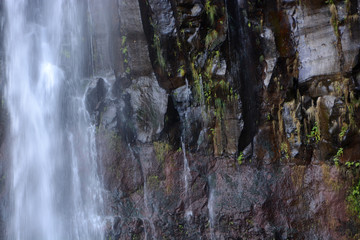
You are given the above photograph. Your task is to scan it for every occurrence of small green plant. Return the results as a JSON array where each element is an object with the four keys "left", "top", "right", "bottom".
[
  {"left": 178, "top": 65, "right": 185, "bottom": 77},
  {"left": 280, "top": 142, "right": 289, "bottom": 159},
  {"left": 345, "top": 161, "right": 360, "bottom": 168},
  {"left": 347, "top": 179, "right": 360, "bottom": 218},
  {"left": 121, "top": 36, "right": 127, "bottom": 46},
  {"left": 120, "top": 35, "right": 130, "bottom": 74},
  {"left": 125, "top": 67, "right": 131, "bottom": 74},
  {"left": 326, "top": 1, "right": 340, "bottom": 37},
  {"left": 333, "top": 147, "right": 343, "bottom": 166},
  {"left": 307, "top": 122, "right": 321, "bottom": 143},
  {"left": 339, "top": 124, "right": 348, "bottom": 141},
  {"left": 178, "top": 224, "right": 184, "bottom": 233},
  {"left": 237, "top": 152, "right": 244, "bottom": 165},
  {"left": 176, "top": 38, "right": 182, "bottom": 50}
]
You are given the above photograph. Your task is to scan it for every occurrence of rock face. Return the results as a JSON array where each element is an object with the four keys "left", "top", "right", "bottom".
[
  {"left": 1, "top": 0, "right": 360, "bottom": 239},
  {"left": 81, "top": 0, "right": 360, "bottom": 239}
]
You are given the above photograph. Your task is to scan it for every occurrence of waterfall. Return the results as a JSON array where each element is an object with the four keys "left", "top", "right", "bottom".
[{"left": 4, "top": 1, "right": 104, "bottom": 239}]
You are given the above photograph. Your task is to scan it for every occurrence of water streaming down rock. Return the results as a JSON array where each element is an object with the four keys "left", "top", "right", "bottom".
[
  {"left": 207, "top": 176, "right": 216, "bottom": 240},
  {"left": 4, "top": 1, "right": 104, "bottom": 239},
  {"left": 181, "top": 138, "right": 192, "bottom": 221},
  {"left": 173, "top": 79, "right": 193, "bottom": 221},
  {"left": 181, "top": 80, "right": 193, "bottom": 221}
]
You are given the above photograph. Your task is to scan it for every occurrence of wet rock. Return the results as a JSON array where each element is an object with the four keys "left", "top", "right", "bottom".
[
  {"left": 126, "top": 75, "right": 168, "bottom": 143},
  {"left": 86, "top": 0, "right": 360, "bottom": 239},
  {"left": 100, "top": 104, "right": 117, "bottom": 130},
  {"left": 148, "top": 0, "right": 175, "bottom": 36},
  {"left": 191, "top": 4, "right": 202, "bottom": 17},
  {"left": 85, "top": 78, "right": 108, "bottom": 115}
]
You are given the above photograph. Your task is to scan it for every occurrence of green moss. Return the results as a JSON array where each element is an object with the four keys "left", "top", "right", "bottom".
[
  {"left": 348, "top": 92, "right": 360, "bottom": 129},
  {"left": 151, "top": 21, "right": 166, "bottom": 69},
  {"left": 178, "top": 65, "right": 185, "bottom": 77},
  {"left": 322, "top": 164, "right": 341, "bottom": 191},
  {"left": 153, "top": 141, "right": 171, "bottom": 164},
  {"left": 280, "top": 142, "right": 289, "bottom": 159},
  {"left": 121, "top": 36, "right": 126, "bottom": 46},
  {"left": 122, "top": 47, "right": 128, "bottom": 55},
  {"left": 107, "top": 130, "right": 122, "bottom": 154},
  {"left": 148, "top": 175, "right": 160, "bottom": 188},
  {"left": 120, "top": 35, "right": 130, "bottom": 74},
  {"left": 131, "top": 234, "right": 141, "bottom": 240},
  {"left": 333, "top": 147, "right": 343, "bottom": 167},
  {"left": 205, "top": 0, "right": 217, "bottom": 26},
  {"left": 328, "top": 3, "right": 340, "bottom": 37},
  {"left": 153, "top": 34, "right": 166, "bottom": 69},
  {"left": 259, "top": 55, "right": 265, "bottom": 63},
  {"left": 214, "top": 98, "right": 225, "bottom": 120},
  {"left": 205, "top": 30, "right": 218, "bottom": 49},
  {"left": 125, "top": 67, "right": 131, "bottom": 74}
]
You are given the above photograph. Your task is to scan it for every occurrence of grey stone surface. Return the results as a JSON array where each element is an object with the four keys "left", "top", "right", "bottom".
[{"left": 126, "top": 75, "right": 168, "bottom": 143}]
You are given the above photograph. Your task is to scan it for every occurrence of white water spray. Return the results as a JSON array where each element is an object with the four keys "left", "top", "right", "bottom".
[{"left": 5, "top": 1, "right": 104, "bottom": 239}]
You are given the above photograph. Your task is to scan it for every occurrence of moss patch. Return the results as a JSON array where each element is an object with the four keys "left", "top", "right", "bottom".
[{"left": 153, "top": 141, "right": 171, "bottom": 165}]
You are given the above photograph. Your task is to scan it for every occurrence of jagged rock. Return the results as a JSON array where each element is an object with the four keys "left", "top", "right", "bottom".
[
  {"left": 117, "top": 0, "right": 153, "bottom": 78},
  {"left": 261, "top": 27, "right": 278, "bottom": 87},
  {"left": 100, "top": 104, "right": 117, "bottom": 130},
  {"left": 191, "top": 4, "right": 202, "bottom": 17},
  {"left": 147, "top": 0, "right": 175, "bottom": 36},
  {"left": 283, "top": 101, "right": 297, "bottom": 137},
  {"left": 84, "top": 0, "right": 360, "bottom": 239},
  {"left": 85, "top": 78, "right": 108, "bottom": 115},
  {"left": 126, "top": 75, "right": 168, "bottom": 143},
  {"left": 295, "top": 3, "right": 360, "bottom": 83}
]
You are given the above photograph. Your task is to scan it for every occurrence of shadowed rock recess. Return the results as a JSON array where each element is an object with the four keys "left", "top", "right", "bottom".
[{"left": 4, "top": 0, "right": 360, "bottom": 239}]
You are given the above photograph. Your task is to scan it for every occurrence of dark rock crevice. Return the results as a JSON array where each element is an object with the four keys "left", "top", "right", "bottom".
[{"left": 226, "top": 0, "right": 262, "bottom": 152}]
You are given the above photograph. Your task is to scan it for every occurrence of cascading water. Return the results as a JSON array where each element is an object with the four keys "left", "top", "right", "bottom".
[
  {"left": 174, "top": 80, "right": 193, "bottom": 221},
  {"left": 208, "top": 186, "right": 216, "bottom": 240},
  {"left": 4, "top": 1, "right": 104, "bottom": 239},
  {"left": 181, "top": 80, "right": 193, "bottom": 221}
]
